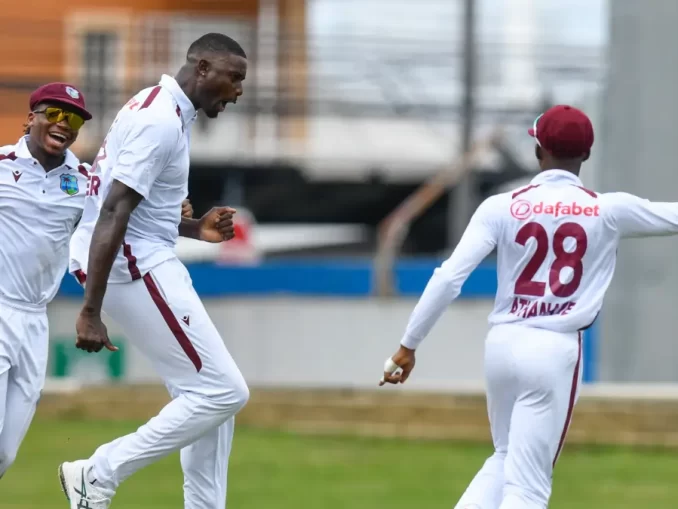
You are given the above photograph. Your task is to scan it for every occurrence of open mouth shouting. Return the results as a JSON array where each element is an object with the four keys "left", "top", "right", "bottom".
[
  {"left": 45, "top": 130, "right": 73, "bottom": 152},
  {"left": 218, "top": 99, "right": 233, "bottom": 113}
]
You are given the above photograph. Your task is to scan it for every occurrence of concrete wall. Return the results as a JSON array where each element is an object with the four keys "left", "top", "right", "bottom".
[
  {"left": 47, "top": 259, "right": 600, "bottom": 389},
  {"left": 47, "top": 298, "right": 493, "bottom": 391}
]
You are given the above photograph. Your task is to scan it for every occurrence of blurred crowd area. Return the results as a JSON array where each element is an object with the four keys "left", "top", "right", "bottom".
[{"left": 0, "top": 0, "right": 607, "bottom": 256}]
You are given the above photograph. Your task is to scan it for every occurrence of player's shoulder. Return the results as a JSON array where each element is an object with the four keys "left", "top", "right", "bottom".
[
  {"left": 0, "top": 141, "right": 19, "bottom": 161},
  {"left": 478, "top": 190, "right": 514, "bottom": 215},
  {"left": 115, "top": 90, "right": 182, "bottom": 144},
  {"left": 138, "top": 88, "right": 180, "bottom": 127},
  {"left": 597, "top": 191, "right": 641, "bottom": 206},
  {"left": 0, "top": 142, "right": 16, "bottom": 153},
  {"left": 596, "top": 191, "right": 648, "bottom": 223},
  {"left": 469, "top": 192, "right": 514, "bottom": 230},
  {"left": 131, "top": 85, "right": 182, "bottom": 123}
]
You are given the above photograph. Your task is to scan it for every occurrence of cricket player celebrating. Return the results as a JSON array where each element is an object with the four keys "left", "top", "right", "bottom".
[
  {"left": 381, "top": 105, "right": 678, "bottom": 508},
  {"left": 0, "top": 83, "right": 194, "bottom": 486},
  {"left": 0, "top": 83, "right": 92, "bottom": 477},
  {"left": 0, "top": 83, "right": 92, "bottom": 480},
  {"left": 60, "top": 33, "right": 248, "bottom": 509}
]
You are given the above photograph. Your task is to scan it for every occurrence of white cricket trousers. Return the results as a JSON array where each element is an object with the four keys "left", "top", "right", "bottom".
[
  {"left": 83, "top": 258, "right": 249, "bottom": 508},
  {"left": 0, "top": 300, "right": 48, "bottom": 478},
  {"left": 455, "top": 323, "right": 582, "bottom": 509}
]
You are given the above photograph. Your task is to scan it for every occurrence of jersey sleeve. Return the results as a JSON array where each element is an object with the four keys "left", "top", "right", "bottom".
[
  {"left": 400, "top": 196, "right": 501, "bottom": 350},
  {"left": 111, "top": 115, "right": 179, "bottom": 200},
  {"left": 602, "top": 192, "right": 678, "bottom": 238}
]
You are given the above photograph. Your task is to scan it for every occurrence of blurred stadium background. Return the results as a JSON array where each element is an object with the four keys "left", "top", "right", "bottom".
[{"left": 6, "top": 0, "right": 678, "bottom": 507}]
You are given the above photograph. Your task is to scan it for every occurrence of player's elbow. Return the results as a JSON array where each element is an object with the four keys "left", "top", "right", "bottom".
[
  {"left": 429, "top": 265, "right": 464, "bottom": 298},
  {"left": 100, "top": 198, "right": 133, "bottom": 226},
  {"left": 431, "top": 265, "right": 459, "bottom": 287}
]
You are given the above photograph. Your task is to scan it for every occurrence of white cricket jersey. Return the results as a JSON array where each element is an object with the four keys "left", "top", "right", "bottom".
[
  {"left": 69, "top": 75, "right": 197, "bottom": 282},
  {"left": 401, "top": 169, "right": 678, "bottom": 349},
  {"left": 0, "top": 136, "right": 88, "bottom": 311}
]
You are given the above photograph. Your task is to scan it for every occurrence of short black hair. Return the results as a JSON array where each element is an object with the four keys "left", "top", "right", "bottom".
[{"left": 187, "top": 33, "right": 246, "bottom": 60}]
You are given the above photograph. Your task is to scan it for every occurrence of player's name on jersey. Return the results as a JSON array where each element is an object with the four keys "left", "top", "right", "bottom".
[
  {"left": 511, "top": 200, "right": 600, "bottom": 220},
  {"left": 509, "top": 297, "right": 576, "bottom": 319}
]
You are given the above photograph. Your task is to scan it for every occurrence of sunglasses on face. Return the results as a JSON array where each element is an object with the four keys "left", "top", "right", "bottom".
[{"left": 33, "top": 107, "right": 86, "bottom": 131}]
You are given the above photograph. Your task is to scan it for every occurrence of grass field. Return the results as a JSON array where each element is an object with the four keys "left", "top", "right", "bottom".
[{"left": 5, "top": 417, "right": 678, "bottom": 508}]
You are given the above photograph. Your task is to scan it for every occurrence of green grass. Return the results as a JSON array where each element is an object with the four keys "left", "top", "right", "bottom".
[{"left": 5, "top": 418, "right": 678, "bottom": 508}]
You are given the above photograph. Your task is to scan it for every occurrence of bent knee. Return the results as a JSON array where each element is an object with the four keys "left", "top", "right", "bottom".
[
  {"left": 208, "top": 371, "right": 249, "bottom": 412},
  {"left": 230, "top": 376, "right": 250, "bottom": 411}
]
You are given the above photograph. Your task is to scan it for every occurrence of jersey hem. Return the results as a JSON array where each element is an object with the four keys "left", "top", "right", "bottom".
[{"left": 0, "top": 294, "right": 47, "bottom": 314}]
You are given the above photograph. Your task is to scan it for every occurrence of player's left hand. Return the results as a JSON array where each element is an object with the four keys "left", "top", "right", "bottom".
[
  {"left": 198, "top": 206, "right": 237, "bottom": 243},
  {"left": 379, "top": 345, "right": 416, "bottom": 386},
  {"left": 181, "top": 199, "right": 194, "bottom": 218}
]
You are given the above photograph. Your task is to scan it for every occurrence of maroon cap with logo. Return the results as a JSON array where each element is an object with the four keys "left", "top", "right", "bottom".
[
  {"left": 29, "top": 82, "right": 92, "bottom": 120},
  {"left": 528, "top": 105, "right": 594, "bottom": 158}
]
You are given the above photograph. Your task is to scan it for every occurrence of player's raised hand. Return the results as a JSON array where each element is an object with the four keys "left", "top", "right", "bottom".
[
  {"left": 198, "top": 206, "right": 237, "bottom": 243},
  {"left": 75, "top": 310, "right": 118, "bottom": 353},
  {"left": 181, "top": 198, "right": 194, "bottom": 218},
  {"left": 379, "top": 345, "right": 416, "bottom": 386}
]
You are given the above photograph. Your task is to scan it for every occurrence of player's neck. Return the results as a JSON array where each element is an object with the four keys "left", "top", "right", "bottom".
[
  {"left": 26, "top": 136, "right": 65, "bottom": 172},
  {"left": 174, "top": 67, "right": 200, "bottom": 111},
  {"left": 541, "top": 165, "right": 580, "bottom": 177}
]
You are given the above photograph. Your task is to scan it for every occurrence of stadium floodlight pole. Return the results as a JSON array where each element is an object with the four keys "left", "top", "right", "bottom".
[{"left": 448, "top": 0, "right": 477, "bottom": 250}]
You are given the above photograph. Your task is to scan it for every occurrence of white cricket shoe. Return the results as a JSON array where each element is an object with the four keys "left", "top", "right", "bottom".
[{"left": 58, "top": 460, "right": 115, "bottom": 509}]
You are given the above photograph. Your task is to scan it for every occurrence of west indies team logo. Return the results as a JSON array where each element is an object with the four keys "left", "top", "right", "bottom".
[
  {"left": 60, "top": 174, "right": 79, "bottom": 196},
  {"left": 65, "top": 86, "right": 80, "bottom": 99}
]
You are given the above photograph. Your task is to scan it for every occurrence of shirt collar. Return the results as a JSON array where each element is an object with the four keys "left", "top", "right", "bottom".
[
  {"left": 15, "top": 136, "right": 80, "bottom": 170},
  {"left": 530, "top": 169, "right": 583, "bottom": 186},
  {"left": 159, "top": 74, "right": 197, "bottom": 128}
]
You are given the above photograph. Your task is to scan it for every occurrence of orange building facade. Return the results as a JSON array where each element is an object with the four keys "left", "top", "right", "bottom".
[{"left": 0, "top": 0, "right": 307, "bottom": 158}]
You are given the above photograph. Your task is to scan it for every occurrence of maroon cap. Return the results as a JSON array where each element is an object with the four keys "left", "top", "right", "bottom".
[
  {"left": 528, "top": 105, "right": 593, "bottom": 158},
  {"left": 29, "top": 82, "right": 92, "bottom": 120}
]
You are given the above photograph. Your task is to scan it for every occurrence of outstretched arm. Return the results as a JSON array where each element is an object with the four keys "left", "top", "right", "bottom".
[
  {"left": 380, "top": 196, "right": 500, "bottom": 385},
  {"left": 604, "top": 192, "right": 678, "bottom": 238},
  {"left": 399, "top": 198, "right": 499, "bottom": 351}
]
